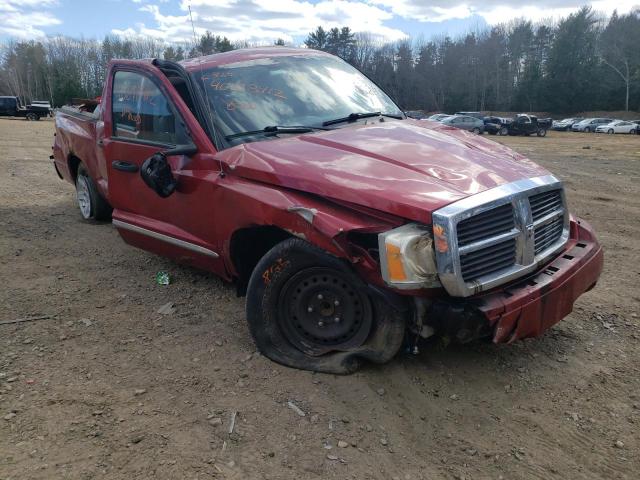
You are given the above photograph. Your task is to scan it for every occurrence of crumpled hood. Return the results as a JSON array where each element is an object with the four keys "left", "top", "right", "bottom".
[{"left": 216, "top": 119, "right": 549, "bottom": 223}]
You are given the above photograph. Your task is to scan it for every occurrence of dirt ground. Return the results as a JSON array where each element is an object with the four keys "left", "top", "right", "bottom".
[{"left": 1, "top": 117, "right": 639, "bottom": 480}]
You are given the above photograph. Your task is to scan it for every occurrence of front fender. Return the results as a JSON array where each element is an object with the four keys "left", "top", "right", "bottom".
[{"left": 217, "top": 176, "right": 402, "bottom": 277}]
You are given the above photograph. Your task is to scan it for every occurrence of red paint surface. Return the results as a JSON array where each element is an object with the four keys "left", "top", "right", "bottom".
[
  {"left": 52, "top": 49, "right": 603, "bottom": 343},
  {"left": 474, "top": 220, "right": 603, "bottom": 342}
]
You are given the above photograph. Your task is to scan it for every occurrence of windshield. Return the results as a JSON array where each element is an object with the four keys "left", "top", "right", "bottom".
[{"left": 194, "top": 54, "right": 403, "bottom": 146}]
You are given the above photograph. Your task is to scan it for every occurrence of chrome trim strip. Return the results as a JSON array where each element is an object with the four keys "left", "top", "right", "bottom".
[
  {"left": 112, "top": 220, "right": 219, "bottom": 258},
  {"left": 458, "top": 228, "right": 520, "bottom": 254},
  {"left": 533, "top": 208, "right": 565, "bottom": 228},
  {"left": 432, "top": 174, "right": 569, "bottom": 297}
]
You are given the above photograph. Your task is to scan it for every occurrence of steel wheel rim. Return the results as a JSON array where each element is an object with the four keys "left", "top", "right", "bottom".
[
  {"left": 76, "top": 175, "right": 91, "bottom": 219},
  {"left": 277, "top": 267, "right": 372, "bottom": 355}
]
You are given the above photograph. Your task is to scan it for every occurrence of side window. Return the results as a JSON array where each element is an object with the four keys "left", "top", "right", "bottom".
[{"left": 111, "top": 71, "right": 189, "bottom": 145}]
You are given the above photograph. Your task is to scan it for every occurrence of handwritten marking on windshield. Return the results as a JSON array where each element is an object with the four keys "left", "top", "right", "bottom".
[
  {"left": 247, "top": 84, "right": 287, "bottom": 100},
  {"left": 226, "top": 101, "right": 257, "bottom": 111},
  {"left": 210, "top": 71, "right": 233, "bottom": 79},
  {"left": 210, "top": 80, "right": 287, "bottom": 100}
]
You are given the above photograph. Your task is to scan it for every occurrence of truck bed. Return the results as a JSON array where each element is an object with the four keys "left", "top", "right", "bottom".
[{"left": 53, "top": 107, "right": 106, "bottom": 196}]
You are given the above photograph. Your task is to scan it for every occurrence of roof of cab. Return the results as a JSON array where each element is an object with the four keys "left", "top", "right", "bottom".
[{"left": 179, "top": 47, "right": 329, "bottom": 72}]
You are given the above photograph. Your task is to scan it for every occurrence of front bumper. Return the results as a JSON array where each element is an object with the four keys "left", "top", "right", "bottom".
[{"left": 468, "top": 218, "right": 603, "bottom": 343}]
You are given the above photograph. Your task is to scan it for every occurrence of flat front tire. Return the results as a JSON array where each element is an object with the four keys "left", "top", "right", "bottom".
[
  {"left": 76, "top": 164, "right": 112, "bottom": 221},
  {"left": 246, "top": 238, "right": 406, "bottom": 374}
]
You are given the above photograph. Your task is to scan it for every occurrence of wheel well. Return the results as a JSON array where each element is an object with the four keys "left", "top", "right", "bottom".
[
  {"left": 230, "top": 226, "right": 292, "bottom": 296},
  {"left": 68, "top": 155, "right": 81, "bottom": 183}
]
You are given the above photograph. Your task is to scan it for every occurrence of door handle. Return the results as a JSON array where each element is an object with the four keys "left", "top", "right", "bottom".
[{"left": 112, "top": 161, "right": 138, "bottom": 173}]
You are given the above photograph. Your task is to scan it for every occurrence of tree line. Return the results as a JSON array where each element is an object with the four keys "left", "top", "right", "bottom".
[{"left": 1, "top": 6, "right": 638, "bottom": 113}]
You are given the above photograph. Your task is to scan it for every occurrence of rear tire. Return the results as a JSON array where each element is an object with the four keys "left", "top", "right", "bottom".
[
  {"left": 25, "top": 113, "right": 38, "bottom": 121},
  {"left": 76, "top": 163, "right": 112, "bottom": 221},
  {"left": 584, "top": 127, "right": 591, "bottom": 133},
  {"left": 537, "top": 129, "right": 547, "bottom": 137},
  {"left": 471, "top": 127, "right": 481, "bottom": 134},
  {"left": 607, "top": 129, "right": 614, "bottom": 134},
  {"left": 246, "top": 238, "right": 406, "bottom": 374},
  {"left": 498, "top": 127, "right": 508, "bottom": 136}
]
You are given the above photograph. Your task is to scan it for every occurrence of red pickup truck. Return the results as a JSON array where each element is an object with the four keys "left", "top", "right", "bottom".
[{"left": 52, "top": 48, "right": 603, "bottom": 374}]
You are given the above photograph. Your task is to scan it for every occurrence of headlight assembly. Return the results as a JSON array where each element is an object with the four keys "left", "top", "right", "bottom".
[{"left": 378, "top": 223, "right": 440, "bottom": 289}]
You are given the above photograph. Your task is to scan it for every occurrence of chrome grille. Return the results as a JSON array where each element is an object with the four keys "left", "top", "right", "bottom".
[
  {"left": 457, "top": 203, "right": 514, "bottom": 247},
  {"left": 529, "top": 189, "right": 565, "bottom": 256},
  {"left": 460, "top": 238, "right": 517, "bottom": 282},
  {"left": 432, "top": 175, "right": 570, "bottom": 297},
  {"left": 530, "top": 190, "right": 563, "bottom": 221},
  {"left": 534, "top": 217, "right": 564, "bottom": 254}
]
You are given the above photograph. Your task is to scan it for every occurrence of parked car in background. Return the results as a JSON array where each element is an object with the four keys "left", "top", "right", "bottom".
[
  {"left": 552, "top": 117, "right": 584, "bottom": 131},
  {"left": 498, "top": 114, "right": 549, "bottom": 137},
  {"left": 442, "top": 114, "right": 484, "bottom": 133},
  {"left": 483, "top": 116, "right": 511, "bottom": 135},
  {"left": 0, "top": 96, "right": 50, "bottom": 120},
  {"left": 572, "top": 118, "right": 613, "bottom": 132},
  {"left": 427, "top": 113, "right": 451, "bottom": 122},
  {"left": 30, "top": 101, "right": 53, "bottom": 116},
  {"left": 595, "top": 120, "right": 637, "bottom": 134},
  {"left": 405, "top": 110, "right": 427, "bottom": 120},
  {"left": 455, "top": 111, "right": 485, "bottom": 120}
]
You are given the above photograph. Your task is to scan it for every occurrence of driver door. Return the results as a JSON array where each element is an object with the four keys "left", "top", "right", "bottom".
[{"left": 104, "top": 67, "right": 225, "bottom": 272}]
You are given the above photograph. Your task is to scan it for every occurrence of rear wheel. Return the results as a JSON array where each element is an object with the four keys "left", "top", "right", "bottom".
[
  {"left": 246, "top": 238, "right": 406, "bottom": 374},
  {"left": 584, "top": 127, "right": 591, "bottom": 133},
  {"left": 75, "top": 163, "right": 112, "bottom": 221},
  {"left": 25, "top": 113, "right": 38, "bottom": 121},
  {"left": 607, "top": 129, "right": 614, "bottom": 134},
  {"left": 498, "top": 127, "right": 508, "bottom": 136},
  {"left": 537, "top": 128, "right": 547, "bottom": 137}
]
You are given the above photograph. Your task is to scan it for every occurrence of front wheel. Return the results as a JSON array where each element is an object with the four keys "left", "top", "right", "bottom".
[
  {"left": 537, "top": 129, "right": 547, "bottom": 137},
  {"left": 584, "top": 127, "right": 591, "bottom": 133},
  {"left": 246, "top": 238, "right": 406, "bottom": 374},
  {"left": 76, "top": 164, "right": 112, "bottom": 221},
  {"left": 498, "top": 127, "right": 508, "bottom": 136},
  {"left": 471, "top": 127, "right": 481, "bottom": 134},
  {"left": 25, "top": 113, "right": 39, "bottom": 121},
  {"left": 607, "top": 129, "right": 614, "bottom": 134}
]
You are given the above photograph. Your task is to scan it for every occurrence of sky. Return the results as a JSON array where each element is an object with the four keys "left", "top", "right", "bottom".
[{"left": 0, "top": 0, "right": 638, "bottom": 44}]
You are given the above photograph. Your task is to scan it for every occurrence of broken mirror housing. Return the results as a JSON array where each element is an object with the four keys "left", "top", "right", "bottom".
[{"left": 378, "top": 223, "right": 441, "bottom": 289}]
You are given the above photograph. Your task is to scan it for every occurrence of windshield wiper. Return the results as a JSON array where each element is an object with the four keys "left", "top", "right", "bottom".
[
  {"left": 225, "top": 125, "right": 329, "bottom": 141},
  {"left": 322, "top": 111, "right": 404, "bottom": 127}
]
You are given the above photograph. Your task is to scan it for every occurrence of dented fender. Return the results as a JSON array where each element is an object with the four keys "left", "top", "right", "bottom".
[{"left": 217, "top": 174, "right": 402, "bottom": 279}]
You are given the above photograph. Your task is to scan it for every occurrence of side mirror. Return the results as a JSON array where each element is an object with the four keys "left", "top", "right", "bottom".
[{"left": 140, "top": 144, "right": 197, "bottom": 198}]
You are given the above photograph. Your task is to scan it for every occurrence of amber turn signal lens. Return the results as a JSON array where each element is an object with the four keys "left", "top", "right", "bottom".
[
  {"left": 433, "top": 224, "right": 448, "bottom": 253},
  {"left": 385, "top": 243, "right": 408, "bottom": 281}
]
